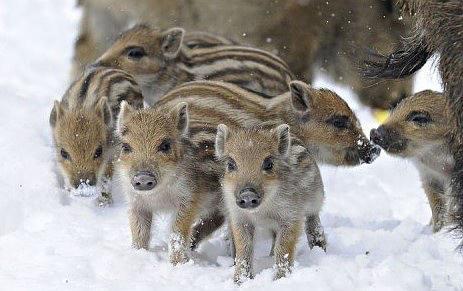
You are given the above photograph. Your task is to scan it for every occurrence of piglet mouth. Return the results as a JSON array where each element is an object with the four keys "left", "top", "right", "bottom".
[
  {"left": 344, "top": 149, "right": 362, "bottom": 166},
  {"left": 344, "top": 139, "right": 381, "bottom": 165},
  {"left": 370, "top": 134, "right": 407, "bottom": 154},
  {"left": 382, "top": 140, "right": 408, "bottom": 154},
  {"left": 350, "top": 137, "right": 381, "bottom": 164},
  {"left": 359, "top": 144, "right": 381, "bottom": 164},
  {"left": 370, "top": 127, "right": 408, "bottom": 154}
]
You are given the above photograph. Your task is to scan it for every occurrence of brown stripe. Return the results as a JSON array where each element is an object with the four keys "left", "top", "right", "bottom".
[
  {"left": 155, "top": 82, "right": 246, "bottom": 108},
  {"left": 93, "top": 68, "right": 127, "bottom": 102},
  {"left": 161, "top": 86, "right": 267, "bottom": 121},
  {"left": 186, "top": 52, "right": 292, "bottom": 78},
  {"left": 187, "top": 46, "right": 291, "bottom": 72},
  {"left": 183, "top": 33, "right": 234, "bottom": 49},
  {"left": 78, "top": 70, "right": 97, "bottom": 101},
  {"left": 189, "top": 126, "right": 217, "bottom": 136},
  {"left": 206, "top": 67, "right": 286, "bottom": 85},
  {"left": 205, "top": 69, "right": 287, "bottom": 97},
  {"left": 105, "top": 75, "right": 138, "bottom": 102},
  {"left": 173, "top": 81, "right": 265, "bottom": 108}
]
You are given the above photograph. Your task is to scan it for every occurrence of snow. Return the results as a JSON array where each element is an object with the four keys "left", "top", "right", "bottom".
[
  {"left": 0, "top": 1, "right": 462, "bottom": 290},
  {"left": 70, "top": 184, "right": 100, "bottom": 199}
]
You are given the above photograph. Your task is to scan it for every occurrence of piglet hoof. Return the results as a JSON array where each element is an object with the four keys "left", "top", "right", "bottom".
[
  {"left": 98, "top": 192, "right": 112, "bottom": 207},
  {"left": 131, "top": 240, "right": 149, "bottom": 250},
  {"left": 169, "top": 234, "right": 190, "bottom": 265},
  {"left": 233, "top": 271, "right": 252, "bottom": 285},
  {"left": 169, "top": 250, "right": 189, "bottom": 266},
  {"left": 273, "top": 263, "right": 291, "bottom": 280},
  {"left": 430, "top": 218, "right": 445, "bottom": 233},
  {"left": 233, "top": 260, "right": 252, "bottom": 284},
  {"left": 307, "top": 228, "right": 327, "bottom": 252},
  {"left": 273, "top": 270, "right": 289, "bottom": 281}
]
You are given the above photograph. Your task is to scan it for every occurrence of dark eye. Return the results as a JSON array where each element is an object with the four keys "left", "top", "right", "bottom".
[
  {"left": 93, "top": 146, "right": 103, "bottom": 159},
  {"left": 158, "top": 139, "right": 171, "bottom": 153},
  {"left": 327, "top": 115, "right": 349, "bottom": 129},
  {"left": 60, "top": 148, "right": 70, "bottom": 160},
  {"left": 227, "top": 158, "right": 237, "bottom": 172},
  {"left": 127, "top": 47, "right": 146, "bottom": 59},
  {"left": 262, "top": 156, "right": 274, "bottom": 172},
  {"left": 408, "top": 111, "right": 431, "bottom": 125},
  {"left": 122, "top": 143, "right": 132, "bottom": 154}
]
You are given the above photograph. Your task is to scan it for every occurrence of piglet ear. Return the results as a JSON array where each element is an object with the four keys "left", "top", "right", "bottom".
[
  {"left": 215, "top": 124, "right": 229, "bottom": 159},
  {"left": 161, "top": 27, "right": 185, "bottom": 59},
  {"left": 289, "top": 80, "right": 315, "bottom": 115},
  {"left": 117, "top": 101, "right": 134, "bottom": 135},
  {"left": 96, "top": 97, "right": 112, "bottom": 127},
  {"left": 273, "top": 124, "right": 290, "bottom": 157},
  {"left": 49, "top": 100, "right": 64, "bottom": 127},
  {"left": 172, "top": 102, "right": 189, "bottom": 136}
]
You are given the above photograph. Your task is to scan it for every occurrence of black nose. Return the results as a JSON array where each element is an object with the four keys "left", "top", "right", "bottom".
[
  {"left": 236, "top": 188, "right": 261, "bottom": 209},
  {"left": 370, "top": 126, "right": 388, "bottom": 148},
  {"left": 131, "top": 171, "right": 157, "bottom": 191}
]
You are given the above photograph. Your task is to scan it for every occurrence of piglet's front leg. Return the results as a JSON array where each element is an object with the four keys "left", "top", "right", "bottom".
[
  {"left": 98, "top": 164, "right": 114, "bottom": 207},
  {"left": 423, "top": 180, "right": 446, "bottom": 232},
  {"left": 129, "top": 208, "right": 153, "bottom": 250},
  {"left": 273, "top": 222, "right": 302, "bottom": 280},
  {"left": 169, "top": 200, "right": 199, "bottom": 265},
  {"left": 231, "top": 222, "right": 254, "bottom": 284},
  {"left": 305, "top": 214, "right": 327, "bottom": 252},
  {"left": 190, "top": 211, "right": 225, "bottom": 250}
]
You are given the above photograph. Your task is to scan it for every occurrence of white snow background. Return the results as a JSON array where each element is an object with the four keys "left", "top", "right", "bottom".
[{"left": 0, "top": 1, "right": 462, "bottom": 290}]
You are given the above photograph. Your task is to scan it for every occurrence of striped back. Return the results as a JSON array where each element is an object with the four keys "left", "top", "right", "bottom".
[
  {"left": 154, "top": 81, "right": 284, "bottom": 153},
  {"left": 62, "top": 67, "right": 144, "bottom": 115},
  {"left": 179, "top": 41, "right": 294, "bottom": 98},
  {"left": 182, "top": 31, "right": 238, "bottom": 49}
]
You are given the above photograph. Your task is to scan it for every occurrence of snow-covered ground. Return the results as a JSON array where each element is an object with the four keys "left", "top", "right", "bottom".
[{"left": 0, "top": 1, "right": 461, "bottom": 290}]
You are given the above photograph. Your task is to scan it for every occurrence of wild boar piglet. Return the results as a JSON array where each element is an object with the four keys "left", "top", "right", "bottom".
[
  {"left": 370, "top": 90, "right": 452, "bottom": 232},
  {"left": 49, "top": 67, "right": 143, "bottom": 204},
  {"left": 94, "top": 25, "right": 293, "bottom": 104},
  {"left": 215, "top": 124, "right": 324, "bottom": 283},
  {"left": 116, "top": 101, "right": 223, "bottom": 264}
]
